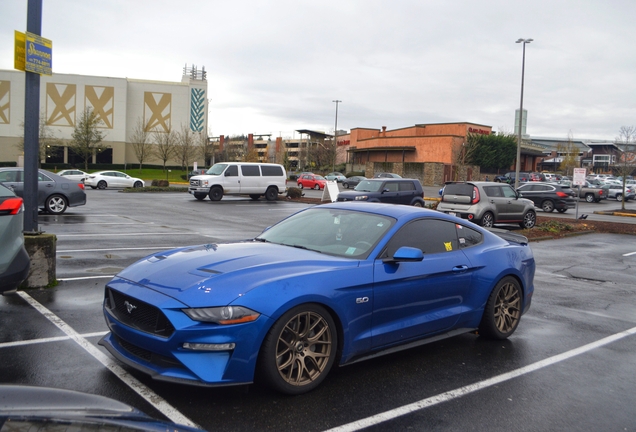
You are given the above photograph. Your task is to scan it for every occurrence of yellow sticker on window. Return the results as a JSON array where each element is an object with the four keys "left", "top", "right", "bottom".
[{"left": 444, "top": 242, "right": 453, "bottom": 251}]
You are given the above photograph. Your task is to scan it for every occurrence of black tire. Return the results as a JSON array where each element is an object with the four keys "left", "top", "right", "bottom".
[
  {"left": 557, "top": 208, "right": 567, "bottom": 213},
  {"left": 265, "top": 187, "right": 278, "bottom": 201},
  {"left": 481, "top": 212, "right": 494, "bottom": 228},
  {"left": 344, "top": 183, "right": 350, "bottom": 189},
  {"left": 45, "top": 194, "right": 68, "bottom": 214},
  {"left": 520, "top": 210, "right": 536, "bottom": 229},
  {"left": 194, "top": 193, "right": 206, "bottom": 201},
  {"left": 412, "top": 200, "right": 423, "bottom": 207},
  {"left": 257, "top": 304, "right": 337, "bottom": 395},
  {"left": 478, "top": 276, "right": 522, "bottom": 340},
  {"left": 298, "top": 183, "right": 304, "bottom": 189},
  {"left": 133, "top": 181, "right": 143, "bottom": 188},
  {"left": 97, "top": 180, "right": 107, "bottom": 190},
  {"left": 209, "top": 186, "right": 223, "bottom": 201},
  {"left": 90, "top": 186, "right": 97, "bottom": 190},
  {"left": 249, "top": 194, "right": 261, "bottom": 200},
  {"left": 314, "top": 184, "right": 320, "bottom": 190},
  {"left": 541, "top": 200, "right": 555, "bottom": 212},
  {"left": 615, "top": 194, "right": 622, "bottom": 201},
  {"left": 585, "top": 193, "right": 595, "bottom": 203}
]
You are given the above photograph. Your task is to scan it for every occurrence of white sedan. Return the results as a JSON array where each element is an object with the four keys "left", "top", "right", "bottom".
[
  {"left": 56, "top": 169, "right": 88, "bottom": 182},
  {"left": 85, "top": 171, "right": 144, "bottom": 189}
]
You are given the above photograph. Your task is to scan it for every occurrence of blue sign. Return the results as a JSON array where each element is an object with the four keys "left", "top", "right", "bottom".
[{"left": 25, "top": 31, "right": 52, "bottom": 76}]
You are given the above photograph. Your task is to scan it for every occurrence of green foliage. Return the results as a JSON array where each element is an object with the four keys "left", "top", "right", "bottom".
[
  {"left": 535, "top": 220, "right": 575, "bottom": 233},
  {"left": 465, "top": 133, "right": 517, "bottom": 171},
  {"left": 69, "top": 108, "right": 106, "bottom": 171}
]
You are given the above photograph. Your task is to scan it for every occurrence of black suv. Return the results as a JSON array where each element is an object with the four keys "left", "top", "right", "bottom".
[
  {"left": 516, "top": 182, "right": 576, "bottom": 213},
  {"left": 337, "top": 178, "right": 425, "bottom": 206},
  {"left": 494, "top": 172, "right": 530, "bottom": 184}
]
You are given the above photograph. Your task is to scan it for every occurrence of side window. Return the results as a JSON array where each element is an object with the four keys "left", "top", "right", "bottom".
[
  {"left": 398, "top": 181, "right": 415, "bottom": 191},
  {"left": 383, "top": 219, "right": 459, "bottom": 257},
  {"left": 385, "top": 182, "right": 398, "bottom": 192},
  {"left": 0, "top": 170, "right": 19, "bottom": 182},
  {"left": 455, "top": 224, "right": 483, "bottom": 248},
  {"left": 38, "top": 173, "right": 52, "bottom": 182},
  {"left": 225, "top": 165, "right": 239, "bottom": 176},
  {"left": 241, "top": 165, "right": 260, "bottom": 176},
  {"left": 483, "top": 186, "right": 502, "bottom": 197},
  {"left": 261, "top": 165, "right": 283, "bottom": 176},
  {"left": 501, "top": 186, "right": 517, "bottom": 198}
]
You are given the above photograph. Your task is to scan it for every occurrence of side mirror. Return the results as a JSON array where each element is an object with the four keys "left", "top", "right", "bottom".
[
  {"left": 382, "top": 188, "right": 390, "bottom": 193},
  {"left": 383, "top": 246, "right": 424, "bottom": 264}
]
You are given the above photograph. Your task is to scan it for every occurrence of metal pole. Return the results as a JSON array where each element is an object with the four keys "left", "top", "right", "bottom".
[
  {"left": 514, "top": 38, "right": 532, "bottom": 189},
  {"left": 332, "top": 100, "right": 341, "bottom": 172},
  {"left": 23, "top": 0, "right": 43, "bottom": 233}
]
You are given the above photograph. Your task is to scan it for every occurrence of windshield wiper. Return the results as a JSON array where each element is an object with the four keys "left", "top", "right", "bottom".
[{"left": 290, "top": 244, "right": 322, "bottom": 253}]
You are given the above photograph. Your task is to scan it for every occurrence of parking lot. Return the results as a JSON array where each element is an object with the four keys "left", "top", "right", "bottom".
[{"left": 1, "top": 189, "right": 636, "bottom": 431}]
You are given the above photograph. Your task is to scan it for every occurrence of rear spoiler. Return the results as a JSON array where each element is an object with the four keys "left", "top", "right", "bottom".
[{"left": 486, "top": 228, "right": 529, "bottom": 245}]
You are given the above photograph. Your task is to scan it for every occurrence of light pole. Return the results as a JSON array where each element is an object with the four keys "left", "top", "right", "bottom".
[
  {"left": 514, "top": 38, "right": 532, "bottom": 189},
  {"left": 333, "top": 100, "right": 341, "bottom": 172}
]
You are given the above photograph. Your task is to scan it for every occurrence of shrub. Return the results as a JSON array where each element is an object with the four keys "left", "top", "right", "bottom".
[{"left": 151, "top": 179, "right": 170, "bottom": 187}]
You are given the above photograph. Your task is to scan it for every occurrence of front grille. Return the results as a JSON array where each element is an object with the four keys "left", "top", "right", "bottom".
[
  {"left": 105, "top": 287, "right": 175, "bottom": 338},
  {"left": 190, "top": 179, "right": 200, "bottom": 187},
  {"left": 116, "top": 336, "right": 183, "bottom": 369}
]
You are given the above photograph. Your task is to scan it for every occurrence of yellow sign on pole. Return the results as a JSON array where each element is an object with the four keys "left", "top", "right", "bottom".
[{"left": 14, "top": 30, "right": 26, "bottom": 71}]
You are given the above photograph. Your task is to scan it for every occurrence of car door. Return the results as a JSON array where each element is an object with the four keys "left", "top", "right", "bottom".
[
  {"left": 0, "top": 170, "right": 21, "bottom": 195},
  {"left": 223, "top": 164, "right": 241, "bottom": 193},
  {"left": 378, "top": 181, "right": 400, "bottom": 203},
  {"left": 501, "top": 184, "right": 528, "bottom": 219},
  {"left": 371, "top": 218, "right": 473, "bottom": 348},
  {"left": 37, "top": 171, "right": 56, "bottom": 206},
  {"left": 397, "top": 181, "right": 417, "bottom": 204}
]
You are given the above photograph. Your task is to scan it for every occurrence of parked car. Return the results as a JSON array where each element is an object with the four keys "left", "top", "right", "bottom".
[
  {"left": 342, "top": 175, "right": 366, "bottom": 188},
  {"left": 493, "top": 172, "right": 530, "bottom": 184},
  {"left": 297, "top": 173, "right": 327, "bottom": 190},
  {"left": 516, "top": 182, "right": 576, "bottom": 213},
  {"left": 0, "top": 168, "right": 86, "bottom": 214},
  {"left": 529, "top": 172, "right": 546, "bottom": 182},
  {"left": 56, "top": 169, "right": 88, "bottom": 182},
  {"left": 606, "top": 184, "right": 636, "bottom": 201},
  {"left": 437, "top": 181, "right": 536, "bottom": 228},
  {"left": 85, "top": 171, "right": 144, "bottom": 189},
  {"left": 187, "top": 168, "right": 207, "bottom": 180},
  {"left": 325, "top": 172, "right": 346, "bottom": 182},
  {"left": 0, "top": 385, "right": 203, "bottom": 432},
  {"left": 337, "top": 178, "right": 425, "bottom": 206},
  {"left": 373, "top": 172, "right": 402, "bottom": 178},
  {"left": 99, "top": 202, "right": 535, "bottom": 394},
  {"left": 574, "top": 181, "right": 609, "bottom": 202},
  {"left": 0, "top": 184, "right": 30, "bottom": 295}
]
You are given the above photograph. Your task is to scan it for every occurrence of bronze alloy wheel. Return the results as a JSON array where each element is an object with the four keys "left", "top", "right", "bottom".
[
  {"left": 275, "top": 310, "right": 332, "bottom": 386},
  {"left": 493, "top": 280, "right": 521, "bottom": 334}
]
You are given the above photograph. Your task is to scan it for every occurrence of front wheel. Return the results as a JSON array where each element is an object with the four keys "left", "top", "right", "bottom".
[
  {"left": 557, "top": 208, "right": 567, "bottom": 213},
  {"left": 265, "top": 187, "right": 278, "bottom": 201},
  {"left": 194, "top": 193, "right": 206, "bottom": 201},
  {"left": 478, "top": 276, "right": 522, "bottom": 339},
  {"left": 481, "top": 212, "right": 494, "bottom": 228},
  {"left": 257, "top": 304, "right": 337, "bottom": 395},
  {"left": 97, "top": 180, "right": 107, "bottom": 190},
  {"left": 133, "top": 181, "right": 143, "bottom": 188},
  {"left": 314, "top": 184, "right": 320, "bottom": 190},
  {"left": 45, "top": 194, "right": 68, "bottom": 214},
  {"left": 585, "top": 193, "right": 595, "bottom": 203},
  {"left": 520, "top": 210, "right": 536, "bottom": 229},
  {"left": 209, "top": 186, "right": 223, "bottom": 201},
  {"left": 344, "top": 183, "right": 350, "bottom": 189},
  {"left": 298, "top": 183, "right": 304, "bottom": 189},
  {"left": 541, "top": 200, "right": 555, "bottom": 212}
]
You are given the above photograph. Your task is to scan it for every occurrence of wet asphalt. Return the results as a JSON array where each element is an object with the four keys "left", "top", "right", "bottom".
[{"left": 1, "top": 188, "right": 635, "bottom": 431}]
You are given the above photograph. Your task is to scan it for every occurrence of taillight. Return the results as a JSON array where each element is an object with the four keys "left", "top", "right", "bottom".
[
  {"left": 0, "top": 197, "right": 23, "bottom": 216},
  {"left": 471, "top": 186, "right": 480, "bottom": 204},
  {"left": 556, "top": 191, "right": 568, "bottom": 197},
  {"left": 78, "top": 183, "right": 85, "bottom": 190},
  {"left": 599, "top": 190, "right": 604, "bottom": 196}
]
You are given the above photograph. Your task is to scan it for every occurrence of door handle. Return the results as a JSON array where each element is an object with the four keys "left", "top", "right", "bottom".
[{"left": 452, "top": 265, "right": 468, "bottom": 272}]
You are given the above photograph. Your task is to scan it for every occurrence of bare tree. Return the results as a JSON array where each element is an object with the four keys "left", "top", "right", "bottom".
[
  {"left": 130, "top": 118, "right": 152, "bottom": 172},
  {"left": 152, "top": 129, "right": 177, "bottom": 172},
  {"left": 174, "top": 124, "right": 197, "bottom": 171},
  {"left": 615, "top": 126, "right": 636, "bottom": 210},
  {"left": 69, "top": 108, "right": 106, "bottom": 171},
  {"left": 17, "top": 113, "right": 62, "bottom": 165},
  {"left": 195, "top": 132, "right": 213, "bottom": 167}
]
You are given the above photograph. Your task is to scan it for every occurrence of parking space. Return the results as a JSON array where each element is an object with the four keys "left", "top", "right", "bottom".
[{"left": 1, "top": 190, "right": 636, "bottom": 431}]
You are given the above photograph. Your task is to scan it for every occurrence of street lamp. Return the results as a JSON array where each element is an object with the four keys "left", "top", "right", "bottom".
[
  {"left": 332, "top": 100, "right": 341, "bottom": 172},
  {"left": 514, "top": 38, "right": 533, "bottom": 189}
]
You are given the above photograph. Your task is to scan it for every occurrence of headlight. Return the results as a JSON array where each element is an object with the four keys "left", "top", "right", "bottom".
[
  {"left": 354, "top": 195, "right": 369, "bottom": 201},
  {"left": 202, "top": 180, "right": 209, "bottom": 186},
  {"left": 182, "top": 306, "right": 260, "bottom": 324}
]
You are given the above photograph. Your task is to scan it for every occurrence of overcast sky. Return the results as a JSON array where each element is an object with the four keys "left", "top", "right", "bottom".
[{"left": 2, "top": 0, "right": 636, "bottom": 140}]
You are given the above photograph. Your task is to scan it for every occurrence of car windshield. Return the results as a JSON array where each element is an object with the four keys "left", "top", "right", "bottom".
[
  {"left": 256, "top": 208, "right": 395, "bottom": 258},
  {"left": 207, "top": 164, "right": 227, "bottom": 175},
  {"left": 354, "top": 180, "right": 383, "bottom": 192}
]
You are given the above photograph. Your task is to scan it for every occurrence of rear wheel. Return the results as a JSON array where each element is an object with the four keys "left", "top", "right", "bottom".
[
  {"left": 209, "top": 186, "right": 223, "bottom": 201},
  {"left": 412, "top": 200, "right": 423, "bottom": 207},
  {"left": 265, "top": 187, "right": 278, "bottom": 201},
  {"left": 481, "top": 212, "right": 494, "bottom": 228},
  {"left": 314, "top": 184, "right": 320, "bottom": 190},
  {"left": 478, "top": 276, "right": 522, "bottom": 339},
  {"left": 616, "top": 194, "right": 622, "bottom": 201},
  {"left": 585, "top": 193, "right": 595, "bottom": 203},
  {"left": 257, "top": 304, "right": 337, "bottom": 395},
  {"left": 557, "top": 208, "right": 567, "bottom": 213},
  {"left": 194, "top": 193, "right": 206, "bottom": 201},
  {"left": 541, "top": 200, "right": 555, "bottom": 212},
  {"left": 298, "top": 183, "right": 304, "bottom": 189},
  {"left": 520, "top": 210, "right": 536, "bottom": 229},
  {"left": 344, "top": 183, "right": 350, "bottom": 189},
  {"left": 249, "top": 194, "right": 261, "bottom": 200},
  {"left": 45, "top": 194, "right": 68, "bottom": 214}
]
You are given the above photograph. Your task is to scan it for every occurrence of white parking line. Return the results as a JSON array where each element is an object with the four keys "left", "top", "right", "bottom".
[
  {"left": 58, "top": 247, "right": 177, "bottom": 253},
  {"left": 56, "top": 232, "right": 198, "bottom": 237},
  {"left": 323, "top": 326, "right": 636, "bottom": 432},
  {"left": 623, "top": 251, "right": 636, "bottom": 256},
  {"left": 15, "top": 291, "right": 199, "bottom": 429},
  {"left": 0, "top": 331, "right": 108, "bottom": 349},
  {"left": 57, "top": 275, "right": 114, "bottom": 281}
]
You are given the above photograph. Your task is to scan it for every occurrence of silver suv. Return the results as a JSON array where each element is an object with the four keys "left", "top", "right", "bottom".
[{"left": 437, "top": 181, "right": 536, "bottom": 229}]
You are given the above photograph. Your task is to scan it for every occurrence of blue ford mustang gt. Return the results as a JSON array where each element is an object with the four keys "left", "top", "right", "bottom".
[{"left": 100, "top": 202, "right": 535, "bottom": 394}]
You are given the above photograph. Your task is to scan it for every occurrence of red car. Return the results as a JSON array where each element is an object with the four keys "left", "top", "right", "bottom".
[{"left": 297, "top": 174, "right": 327, "bottom": 190}]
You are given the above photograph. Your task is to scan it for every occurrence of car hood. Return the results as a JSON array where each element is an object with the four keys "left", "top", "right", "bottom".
[{"left": 114, "top": 242, "right": 359, "bottom": 307}]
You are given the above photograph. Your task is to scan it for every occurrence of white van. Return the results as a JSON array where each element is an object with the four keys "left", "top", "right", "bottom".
[{"left": 188, "top": 162, "right": 287, "bottom": 201}]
